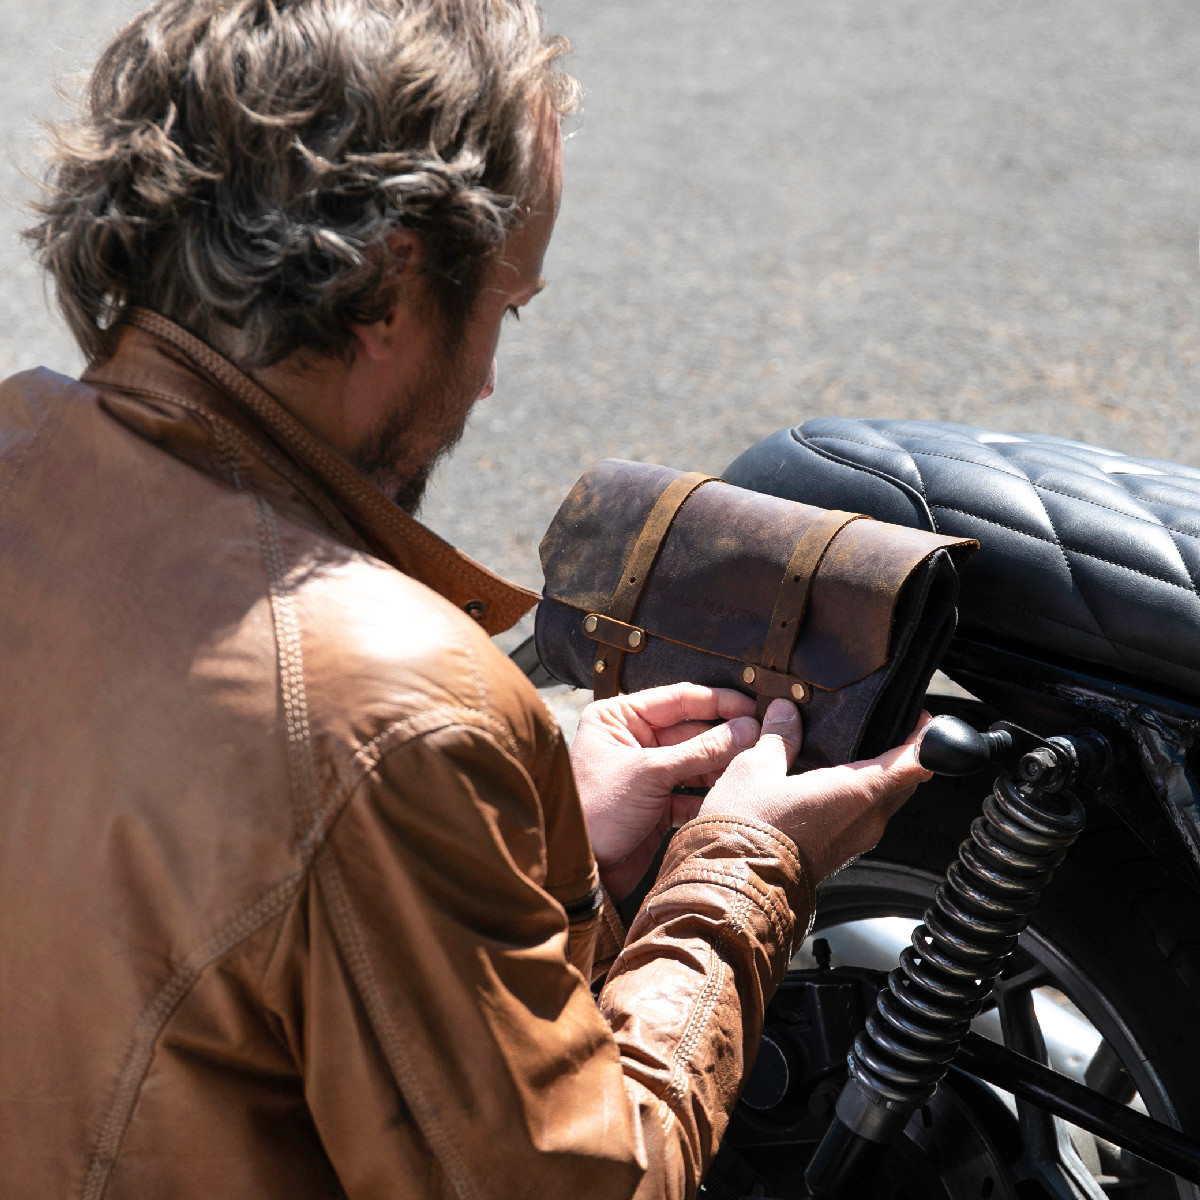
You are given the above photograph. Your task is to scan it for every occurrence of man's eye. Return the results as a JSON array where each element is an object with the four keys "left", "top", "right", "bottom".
[{"left": 506, "top": 305, "right": 521, "bottom": 322}]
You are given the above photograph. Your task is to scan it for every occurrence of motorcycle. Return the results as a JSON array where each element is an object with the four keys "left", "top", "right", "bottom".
[{"left": 516, "top": 416, "right": 1200, "bottom": 1200}]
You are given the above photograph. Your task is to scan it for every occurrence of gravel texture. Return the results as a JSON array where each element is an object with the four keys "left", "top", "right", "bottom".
[{"left": 4, "top": 0, "right": 1200, "bottom": 595}]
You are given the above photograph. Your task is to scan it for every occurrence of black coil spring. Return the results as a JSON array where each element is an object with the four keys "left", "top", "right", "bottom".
[{"left": 847, "top": 769, "right": 1087, "bottom": 1107}]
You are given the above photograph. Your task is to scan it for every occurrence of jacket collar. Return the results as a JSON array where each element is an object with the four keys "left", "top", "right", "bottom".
[{"left": 82, "top": 308, "right": 537, "bottom": 635}]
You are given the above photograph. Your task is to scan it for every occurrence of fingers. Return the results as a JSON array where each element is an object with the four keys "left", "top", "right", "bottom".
[
  {"left": 744, "top": 699, "right": 803, "bottom": 774},
  {"left": 798, "top": 724, "right": 932, "bottom": 815},
  {"left": 613, "top": 683, "right": 756, "bottom": 730},
  {"left": 653, "top": 719, "right": 723, "bottom": 749},
  {"left": 650, "top": 714, "right": 759, "bottom": 788}
]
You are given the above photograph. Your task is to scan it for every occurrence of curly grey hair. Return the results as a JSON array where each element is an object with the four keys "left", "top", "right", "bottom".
[{"left": 26, "top": 0, "right": 577, "bottom": 366}]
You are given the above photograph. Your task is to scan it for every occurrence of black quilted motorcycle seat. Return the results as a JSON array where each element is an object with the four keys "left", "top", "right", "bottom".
[{"left": 723, "top": 419, "right": 1200, "bottom": 698}]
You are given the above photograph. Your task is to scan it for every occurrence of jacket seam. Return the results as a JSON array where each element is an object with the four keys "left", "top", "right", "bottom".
[
  {"left": 81, "top": 870, "right": 308, "bottom": 1200},
  {"left": 647, "top": 866, "right": 791, "bottom": 947},
  {"left": 254, "top": 495, "right": 322, "bottom": 832},
  {"left": 297, "top": 709, "right": 502, "bottom": 854},
  {"left": 126, "top": 310, "right": 532, "bottom": 603},
  {"left": 314, "top": 850, "right": 482, "bottom": 1200},
  {"left": 675, "top": 816, "right": 804, "bottom": 870},
  {"left": 104, "top": 382, "right": 360, "bottom": 547},
  {"left": 334, "top": 718, "right": 597, "bottom": 903},
  {"left": 664, "top": 943, "right": 726, "bottom": 1109}
]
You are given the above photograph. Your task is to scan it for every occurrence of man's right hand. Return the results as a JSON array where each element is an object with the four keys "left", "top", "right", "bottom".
[{"left": 698, "top": 699, "right": 933, "bottom": 881}]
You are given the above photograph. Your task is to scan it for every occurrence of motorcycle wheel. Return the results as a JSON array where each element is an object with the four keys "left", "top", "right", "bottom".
[{"left": 813, "top": 766, "right": 1200, "bottom": 1200}]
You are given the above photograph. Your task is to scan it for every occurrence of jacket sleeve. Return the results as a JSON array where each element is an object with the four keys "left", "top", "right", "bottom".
[{"left": 291, "top": 720, "right": 813, "bottom": 1200}]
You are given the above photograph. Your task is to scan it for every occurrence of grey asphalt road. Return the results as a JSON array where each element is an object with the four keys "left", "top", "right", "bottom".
[{"left": 4, "top": 1, "right": 1200, "bottom": 594}]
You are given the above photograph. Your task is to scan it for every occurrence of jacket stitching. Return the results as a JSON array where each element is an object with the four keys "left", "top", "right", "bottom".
[
  {"left": 651, "top": 856, "right": 787, "bottom": 922},
  {"left": 254, "top": 496, "right": 322, "bottom": 830},
  {"left": 79, "top": 710, "right": 528, "bottom": 1199},
  {"left": 340, "top": 719, "right": 594, "bottom": 902},
  {"left": 106, "top": 383, "right": 360, "bottom": 546},
  {"left": 664, "top": 943, "right": 726, "bottom": 1109},
  {"left": 648, "top": 866, "right": 790, "bottom": 947},
  {"left": 81, "top": 871, "right": 306, "bottom": 1200},
  {"left": 310, "top": 707, "right": 526, "bottom": 847},
  {"left": 314, "top": 851, "right": 481, "bottom": 1200},
  {"left": 287, "top": 712, "right": 538, "bottom": 895},
  {"left": 663, "top": 889, "right": 748, "bottom": 1120},
  {"left": 598, "top": 882, "right": 626, "bottom": 958},
  {"left": 676, "top": 816, "right": 804, "bottom": 870},
  {"left": 127, "top": 310, "right": 532, "bottom": 611},
  {"left": 653, "top": 866, "right": 788, "bottom": 932},
  {"left": 465, "top": 643, "right": 489, "bottom": 714}
]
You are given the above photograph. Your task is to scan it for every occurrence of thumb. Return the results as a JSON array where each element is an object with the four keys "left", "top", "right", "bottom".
[
  {"left": 649, "top": 715, "right": 760, "bottom": 788},
  {"left": 745, "top": 699, "right": 803, "bottom": 774}
]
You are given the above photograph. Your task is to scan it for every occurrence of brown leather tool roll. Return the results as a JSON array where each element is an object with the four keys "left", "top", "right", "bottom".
[{"left": 535, "top": 460, "right": 977, "bottom": 770}]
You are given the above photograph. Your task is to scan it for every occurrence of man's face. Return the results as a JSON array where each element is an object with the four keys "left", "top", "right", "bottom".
[{"left": 354, "top": 103, "right": 563, "bottom": 512}]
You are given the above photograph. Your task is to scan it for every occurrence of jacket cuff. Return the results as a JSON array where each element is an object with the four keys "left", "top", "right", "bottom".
[{"left": 641, "top": 814, "right": 816, "bottom": 964}]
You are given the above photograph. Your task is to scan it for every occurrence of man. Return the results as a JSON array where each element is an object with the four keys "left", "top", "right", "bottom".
[{"left": 0, "top": 1, "right": 930, "bottom": 1197}]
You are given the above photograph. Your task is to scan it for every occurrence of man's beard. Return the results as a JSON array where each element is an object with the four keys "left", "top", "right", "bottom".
[{"left": 352, "top": 327, "right": 476, "bottom": 515}]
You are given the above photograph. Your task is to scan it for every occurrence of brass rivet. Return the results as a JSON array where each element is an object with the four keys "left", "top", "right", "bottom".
[
  {"left": 594, "top": 659, "right": 607, "bottom": 674},
  {"left": 628, "top": 629, "right": 643, "bottom": 648},
  {"left": 583, "top": 614, "right": 598, "bottom": 633},
  {"left": 742, "top": 666, "right": 756, "bottom": 685},
  {"left": 791, "top": 682, "right": 808, "bottom": 702},
  {"left": 464, "top": 600, "right": 487, "bottom": 620}
]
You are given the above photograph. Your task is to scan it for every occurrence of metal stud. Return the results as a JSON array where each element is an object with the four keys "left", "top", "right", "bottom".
[
  {"left": 583, "top": 614, "right": 598, "bottom": 633},
  {"left": 790, "top": 682, "right": 809, "bottom": 702},
  {"left": 628, "top": 630, "right": 643, "bottom": 648},
  {"left": 742, "top": 665, "right": 756, "bottom": 685},
  {"left": 594, "top": 659, "right": 607, "bottom": 674},
  {"left": 464, "top": 600, "right": 487, "bottom": 620}
]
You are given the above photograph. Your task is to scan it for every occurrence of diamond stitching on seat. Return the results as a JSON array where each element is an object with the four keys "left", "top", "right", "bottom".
[{"left": 782, "top": 417, "right": 1200, "bottom": 694}]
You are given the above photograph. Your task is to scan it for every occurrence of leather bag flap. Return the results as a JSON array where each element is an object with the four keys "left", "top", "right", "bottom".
[{"left": 539, "top": 460, "right": 974, "bottom": 690}]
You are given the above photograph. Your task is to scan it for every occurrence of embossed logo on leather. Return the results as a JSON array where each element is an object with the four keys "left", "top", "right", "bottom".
[{"left": 670, "top": 589, "right": 761, "bottom": 628}]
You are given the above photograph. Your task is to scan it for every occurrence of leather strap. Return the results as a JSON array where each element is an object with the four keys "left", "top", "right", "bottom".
[
  {"left": 581, "top": 612, "right": 647, "bottom": 653},
  {"left": 754, "top": 510, "right": 863, "bottom": 720},
  {"left": 592, "top": 472, "right": 716, "bottom": 697}
]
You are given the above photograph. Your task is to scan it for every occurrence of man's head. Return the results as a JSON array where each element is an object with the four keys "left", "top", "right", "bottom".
[{"left": 28, "top": 0, "right": 574, "bottom": 375}]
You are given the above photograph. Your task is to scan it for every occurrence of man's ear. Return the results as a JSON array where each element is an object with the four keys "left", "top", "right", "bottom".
[{"left": 351, "top": 228, "right": 422, "bottom": 362}]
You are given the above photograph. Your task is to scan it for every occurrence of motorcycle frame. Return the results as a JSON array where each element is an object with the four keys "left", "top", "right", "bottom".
[
  {"left": 515, "top": 624, "right": 1200, "bottom": 1188},
  {"left": 940, "top": 635, "right": 1200, "bottom": 895}
]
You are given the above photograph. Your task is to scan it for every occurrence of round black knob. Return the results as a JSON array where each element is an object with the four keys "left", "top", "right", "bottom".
[{"left": 917, "top": 715, "right": 1013, "bottom": 776}]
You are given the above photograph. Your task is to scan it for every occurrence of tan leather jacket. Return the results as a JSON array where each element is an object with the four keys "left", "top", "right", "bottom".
[{"left": 0, "top": 310, "right": 814, "bottom": 1200}]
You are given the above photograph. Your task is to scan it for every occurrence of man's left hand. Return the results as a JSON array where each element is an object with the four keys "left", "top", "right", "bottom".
[{"left": 569, "top": 684, "right": 759, "bottom": 902}]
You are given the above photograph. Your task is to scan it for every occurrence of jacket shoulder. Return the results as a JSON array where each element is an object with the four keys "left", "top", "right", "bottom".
[{"left": 287, "top": 542, "right": 556, "bottom": 767}]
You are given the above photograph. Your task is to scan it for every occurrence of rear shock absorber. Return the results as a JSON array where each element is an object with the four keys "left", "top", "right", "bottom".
[{"left": 804, "top": 718, "right": 1111, "bottom": 1198}]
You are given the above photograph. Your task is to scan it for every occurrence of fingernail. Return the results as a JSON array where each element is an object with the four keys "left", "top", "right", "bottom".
[
  {"left": 763, "top": 699, "right": 798, "bottom": 725},
  {"left": 730, "top": 716, "right": 758, "bottom": 748}
]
